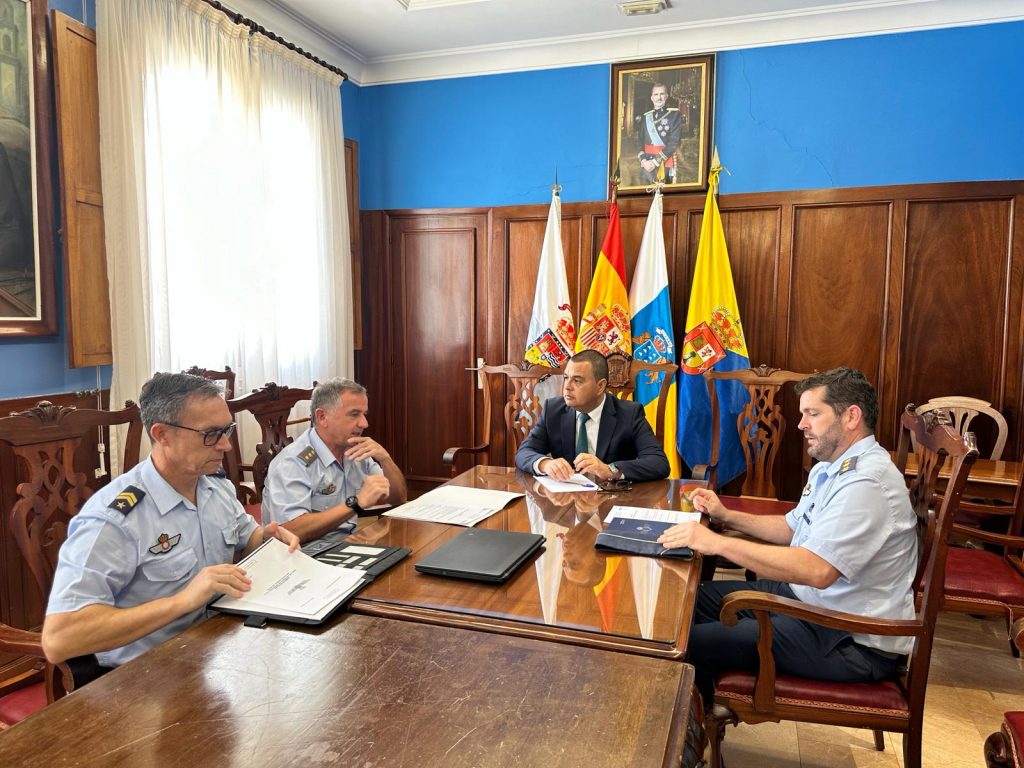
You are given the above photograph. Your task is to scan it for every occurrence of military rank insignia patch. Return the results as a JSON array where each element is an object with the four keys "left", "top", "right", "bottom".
[
  {"left": 148, "top": 533, "right": 182, "bottom": 555},
  {"left": 109, "top": 485, "right": 146, "bottom": 514},
  {"left": 299, "top": 447, "right": 317, "bottom": 466},
  {"left": 838, "top": 456, "right": 859, "bottom": 474}
]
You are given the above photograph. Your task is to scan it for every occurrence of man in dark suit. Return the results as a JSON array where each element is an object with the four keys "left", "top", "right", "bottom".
[{"left": 515, "top": 350, "right": 669, "bottom": 482}]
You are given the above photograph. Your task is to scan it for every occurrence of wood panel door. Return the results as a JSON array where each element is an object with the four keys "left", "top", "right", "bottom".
[{"left": 388, "top": 212, "right": 489, "bottom": 495}]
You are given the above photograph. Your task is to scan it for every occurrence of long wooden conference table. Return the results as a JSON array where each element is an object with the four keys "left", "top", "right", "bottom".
[{"left": 0, "top": 467, "right": 707, "bottom": 766}]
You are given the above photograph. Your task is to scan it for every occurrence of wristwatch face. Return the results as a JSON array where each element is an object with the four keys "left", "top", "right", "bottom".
[
  {"left": 346, "top": 495, "right": 360, "bottom": 510},
  {"left": 609, "top": 463, "right": 620, "bottom": 478}
]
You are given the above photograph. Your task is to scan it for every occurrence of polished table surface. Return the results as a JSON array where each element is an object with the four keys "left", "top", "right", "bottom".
[
  {"left": 898, "top": 452, "right": 1021, "bottom": 502},
  {"left": 348, "top": 466, "right": 705, "bottom": 659},
  {"left": 0, "top": 613, "right": 697, "bottom": 768}
]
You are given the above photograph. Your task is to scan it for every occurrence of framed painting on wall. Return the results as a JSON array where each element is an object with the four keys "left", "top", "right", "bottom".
[
  {"left": 0, "top": 0, "right": 57, "bottom": 336},
  {"left": 610, "top": 54, "right": 715, "bottom": 195}
]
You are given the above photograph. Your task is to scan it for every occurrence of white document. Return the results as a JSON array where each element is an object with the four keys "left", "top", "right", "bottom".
[
  {"left": 604, "top": 505, "right": 703, "bottom": 526},
  {"left": 212, "top": 538, "right": 366, "bottom": 622},
  {"left": 384, "top": 485, "right": 525, "bottom": 527},
  {"left": 535, "top": 473, "right": 600, "bottom": 493}
]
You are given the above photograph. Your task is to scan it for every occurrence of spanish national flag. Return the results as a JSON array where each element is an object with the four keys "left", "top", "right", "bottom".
[
  {"left": 575, "top": 203, "right": 631, "bottom": 355},
  {"left": 677, "top": 151, "right": 751, "bottom": 485}
]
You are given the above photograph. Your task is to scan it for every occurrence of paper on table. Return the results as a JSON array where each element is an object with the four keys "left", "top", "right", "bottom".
[
  {"left": 535, "top": 474, "right": 600, "bottom": 493},
  {"left": 384, "top": 485, "right": 525, "bottom": 527},
  {"left": 604, "top": 506, "right": 703, "bottom": 526},
  {"left": 212, "top": 538, "right": 365, "bottom": 621}
]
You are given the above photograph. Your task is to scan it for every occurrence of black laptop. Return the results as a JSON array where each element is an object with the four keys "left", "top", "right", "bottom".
[{"left": 414, "top": 528, "right": 544, "bottom": 583}]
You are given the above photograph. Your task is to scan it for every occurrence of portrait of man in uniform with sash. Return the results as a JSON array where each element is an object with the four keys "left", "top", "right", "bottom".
[{"left": 611, "top": 54, "right": 715, "bottom": 194}]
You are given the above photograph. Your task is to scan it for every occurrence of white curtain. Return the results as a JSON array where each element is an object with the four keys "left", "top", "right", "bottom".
[{"left": 97, "top": 0, "right": 351, "bottom": 461}]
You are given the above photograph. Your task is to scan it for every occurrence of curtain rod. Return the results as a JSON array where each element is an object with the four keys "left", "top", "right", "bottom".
[{"left": 201, "top": 0, "right": 349, "bottom": 81}]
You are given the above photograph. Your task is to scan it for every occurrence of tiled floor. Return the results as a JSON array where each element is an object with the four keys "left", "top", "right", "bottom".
[{"left": 716, "top": 612, "right": 1024, "bottom": 767}]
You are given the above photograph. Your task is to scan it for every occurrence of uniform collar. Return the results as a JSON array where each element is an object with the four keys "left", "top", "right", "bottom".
[
  {"left": 309, "top": 426, "right": 342, "bottom": 468},
  {"left": 817, "top": 435, "right": 877, "bottom": 478},
  {"left": 141, "top": 457, "right": 211, "bottom": 515}
]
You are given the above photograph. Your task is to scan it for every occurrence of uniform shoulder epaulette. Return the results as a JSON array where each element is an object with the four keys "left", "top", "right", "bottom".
[
  {"left": 838, "top": 456, "right": 859, "bottom": 475},
  {"left": 109, "top": 485, "right": 146, "bottom": 515},
  {"left": 299, "top": 446, "right": 317, "bottom": 466}
]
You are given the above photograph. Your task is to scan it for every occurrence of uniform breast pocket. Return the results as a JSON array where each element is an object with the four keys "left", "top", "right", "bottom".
[
  {"left": 141, "top": 547, "right": 199, "bottom": 583},
  {"left": 311, "top": 491, "right": 344, "bottom": 512}
]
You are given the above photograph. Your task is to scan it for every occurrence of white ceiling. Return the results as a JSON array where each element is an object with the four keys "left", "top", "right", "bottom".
[{"left": 225, "top": 0, "right": 1024, "bottom": 84}]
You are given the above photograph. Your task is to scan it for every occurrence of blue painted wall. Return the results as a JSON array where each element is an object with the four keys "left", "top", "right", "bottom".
[
  {"left": 359, "top": 20, "right": 1024, "bottom": 209},
  {"left": 4, "top": 17, "right": 1022, "bottom": 397}
]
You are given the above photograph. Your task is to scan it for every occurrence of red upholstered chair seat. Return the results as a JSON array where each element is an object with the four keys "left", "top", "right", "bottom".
[
  {"left": 0, "top": 683, "right": 47, "bottom": 727},
  {"left": 715, "top": 671, "right": 910, "bottom": 715},
  {"left": 244, "top": 502, "right": 262, "bottom": 526},
  {"left": 1005, "top": 712, "right": 1024, "bottom": 766},
  {"left": 945, "top": 548, "right": 1024, "bottom": 604}
]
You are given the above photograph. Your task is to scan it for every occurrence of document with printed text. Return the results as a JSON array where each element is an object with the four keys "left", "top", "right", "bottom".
[{"left": 384, "top": 485, "right": 525, "bottom": 527}]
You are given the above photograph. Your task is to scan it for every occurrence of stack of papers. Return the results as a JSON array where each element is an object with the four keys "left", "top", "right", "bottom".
[
  {"left": 535, "top": 473, "right": 600, "bottom": 493},
  {"left": 604, "top": 506, "right": 702, "bottom": 526},
  {"left": 213, "top": 538, "right": 367, "bottom": 624},
  {"left": 384, "top": 485, "right": 525, "bottom": 527}
]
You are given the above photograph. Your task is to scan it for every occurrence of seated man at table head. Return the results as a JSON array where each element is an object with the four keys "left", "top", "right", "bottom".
[
  {"left": 656, "top": 367, "right": 916, "bottom": 706},
  {"left": 514, "top": 349, "right": 669, "bottom": 482},
  {"left": 262, "top": 377, "right": 407, "bottom": 543},
  {"left": 42, "top": 372, "right": 299, "bottom": 670}
]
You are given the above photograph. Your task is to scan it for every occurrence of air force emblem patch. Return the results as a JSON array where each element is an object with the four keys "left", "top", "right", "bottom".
[
  {"left": 148, "top": 533, "right": 182, "bottom": 555},
  {"left": 109, "top": 485, "right": 146, "bottom": 514}
]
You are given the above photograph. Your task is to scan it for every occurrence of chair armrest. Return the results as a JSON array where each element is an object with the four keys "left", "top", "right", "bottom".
[
  {"left": 442, "top": 442, "right": 490, "bottom": 477},
  {"left": 0, "top": 622, "right": 45, "bottom": 658},
  {"left": 720, "top": 590, "right": 923, "bottom": 637},
  {"left": 951, "top": 524, "right": 1024, "bottom": 551},
  {"left": 691, "top": 462, "right": 714, "bottom": 482}
]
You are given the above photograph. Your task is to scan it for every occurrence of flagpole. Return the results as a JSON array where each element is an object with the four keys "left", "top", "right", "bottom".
[{"left": 610, "top": 159, "right": 621, "bottom": 204}]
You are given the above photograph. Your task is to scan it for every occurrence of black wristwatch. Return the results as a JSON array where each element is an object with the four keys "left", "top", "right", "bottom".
[{"left": 346, "top": 495, "right": 363, "bottom": 515}]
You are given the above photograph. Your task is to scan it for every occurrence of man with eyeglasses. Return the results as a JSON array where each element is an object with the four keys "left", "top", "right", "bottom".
[
  {"left": 42, "top": 372, "right": 299, "bottom": 677},
  {"left": 515, "top": 349, "right": 669, "bottom": 483},
  {"left": 262, "top": 378, "right": 407, "bottom": 543}
]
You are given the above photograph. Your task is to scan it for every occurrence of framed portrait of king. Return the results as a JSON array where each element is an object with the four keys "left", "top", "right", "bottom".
[{"left": 610, "top": 54, "right": 715, "bottom": 194}]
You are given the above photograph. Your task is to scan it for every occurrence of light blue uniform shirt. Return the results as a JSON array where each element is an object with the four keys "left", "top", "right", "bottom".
[
  {"left": 47, "top": 458, "right": 258, "bottom": 667},
  {"left": 785, "top": 435, "right": 917, "bottom": 655},
  {"left": 262, "top": 427, "right": 381, "bottom": 526}
]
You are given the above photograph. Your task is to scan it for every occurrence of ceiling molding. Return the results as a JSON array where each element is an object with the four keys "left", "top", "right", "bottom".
[{"left": 231, "top": 0, "right": 1024, "bottom": 86}]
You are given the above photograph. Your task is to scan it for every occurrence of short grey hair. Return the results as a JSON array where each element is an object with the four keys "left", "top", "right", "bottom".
[
  {"left": 311, "top": 377, "right": 367, "bottom": 414},
  {"left": 139, "top": 372, "right": 223, "bottom": 440}
]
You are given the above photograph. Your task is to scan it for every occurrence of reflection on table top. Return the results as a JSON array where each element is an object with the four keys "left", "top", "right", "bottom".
[
  {"left": 347, "top": 466, "right": 706, "bottom": 659},
  {"left": 0, "top": 613, "right": 696, "bottom": 768},
  {"left": 897, "top": 451, "right": 1021, "bottom": 502}
]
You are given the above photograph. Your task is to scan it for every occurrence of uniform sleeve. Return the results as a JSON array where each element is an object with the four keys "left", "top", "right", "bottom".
[
  {"left": 794, "top": 476, "right": 893, "bottom": 579},
  {"left": 262, "top": 457, "right": 314, "bottom": 525},
  {"left": 47, "top": 515, "right": 140, "bottom": 615}
]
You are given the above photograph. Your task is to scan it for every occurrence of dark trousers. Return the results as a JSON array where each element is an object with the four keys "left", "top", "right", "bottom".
[{"left": 689, "top": 580, "right": 901, "bottom": 706}]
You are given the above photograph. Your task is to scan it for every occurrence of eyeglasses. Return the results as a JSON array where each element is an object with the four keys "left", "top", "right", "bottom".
[
  {"left": 595, "top": 479, "right": 633, "bottom": 493},
  {"left": 164, "top": 421, "right": 237, "bottom": 446}
]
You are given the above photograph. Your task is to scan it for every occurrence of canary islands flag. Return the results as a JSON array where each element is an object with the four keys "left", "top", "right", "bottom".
[
  {"left": 628, "top": 190, "right": 681, "bottom": 477},
  {"left": 677, "top": 152, "right": 750, "bottom": 486},
  {"left": 576, "top": 202, "right": 631, "bottom": 355},
  {"left": 525, "top": 190, "right": 575, "bottom": 367}
]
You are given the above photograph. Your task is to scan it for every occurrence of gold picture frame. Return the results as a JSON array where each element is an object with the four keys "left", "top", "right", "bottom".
[
  {"left": 0, "top": 0, "right": 57, "bottom": 336},
  {"left": 610, "top": 54, "right": 715, "bottom": 194}
]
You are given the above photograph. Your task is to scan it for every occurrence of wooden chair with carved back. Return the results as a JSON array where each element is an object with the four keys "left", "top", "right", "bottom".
[
  {"left": 704, "top": 405, "right": 977, "bottom": 768},
  {"left": 181, "top": 365, "right": 236, "bottom": 401},
  {"left": 916, "top": 395, "right": 1008, "bottom": 460},
  {"left": 224, "top": 383, "right": 315, "bottom": 512},
  {"left": 984, "top": 618, "right": 1024, "bottom": 767},
  {"left": 0, "top": 401, "right": 143, "bottom": 728},
  {"left": 442, "top": 353, "right": 677, "bottom": 477}
]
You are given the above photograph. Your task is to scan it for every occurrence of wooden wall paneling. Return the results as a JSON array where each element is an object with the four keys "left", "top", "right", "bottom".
[
  {"left": 51, "top": 12, "right": 112, "bottom": 367},
  {"left": 880, "top": 198, "right": 908, "bottom": 448},
  {"left": 388, "top": 213, "right": 488, "bottom": 494},
  {"left": 355, "top": 212, "right": 392, "bottom": 454},
  {"left": 897, "top": 196, "right": 1015, "bottom": 458},
  {"left": 1010, "top": 194, "right": 1024, "bottom": 456}
]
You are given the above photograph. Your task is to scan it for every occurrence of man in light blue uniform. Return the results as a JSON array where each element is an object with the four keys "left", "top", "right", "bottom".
[
  {"left": 658, "top": 367, "right": 916, "bottom": 705},
  {"left": 263, "top": 378, "right": 407, "bottom": 543},
  {"left": 43, "top": 373, "right": 298, "bottom": 676}
]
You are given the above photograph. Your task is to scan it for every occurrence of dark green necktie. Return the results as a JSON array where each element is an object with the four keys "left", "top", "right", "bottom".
[{"left": 575, "top": 412, "right": 590, "bottom": 456}]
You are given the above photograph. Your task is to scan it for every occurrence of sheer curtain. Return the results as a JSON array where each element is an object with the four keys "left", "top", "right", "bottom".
[{"left": 97, "top": 0, "right": 351, "bottom": 460}]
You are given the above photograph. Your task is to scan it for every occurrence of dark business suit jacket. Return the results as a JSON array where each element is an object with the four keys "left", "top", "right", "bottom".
[{"left": 514, "top": 393, "right": 670, "bottom": 481}]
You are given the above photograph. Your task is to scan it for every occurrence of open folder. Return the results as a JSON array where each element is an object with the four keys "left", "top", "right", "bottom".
[{"left": 212, "top": 538, "right": 368, "bottom": 625}]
